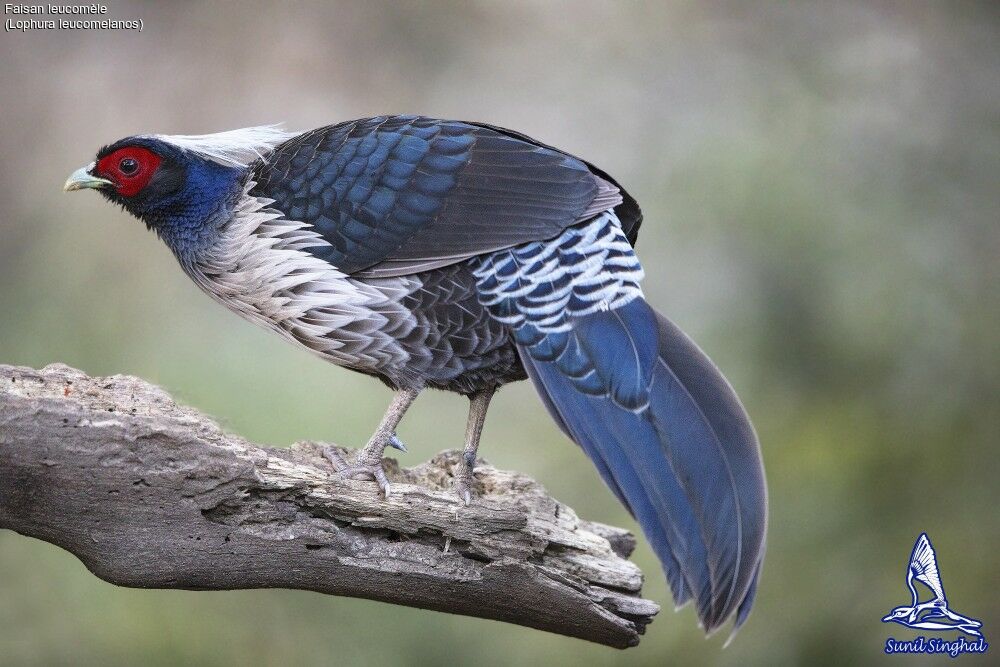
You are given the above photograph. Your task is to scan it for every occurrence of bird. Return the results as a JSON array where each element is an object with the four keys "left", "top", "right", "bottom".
[
  {"left": 64, "top": 116, "right": 767, "bottom": 636},
  {"left": 882, "top": 533, "right": 983, "bottom": 637}
]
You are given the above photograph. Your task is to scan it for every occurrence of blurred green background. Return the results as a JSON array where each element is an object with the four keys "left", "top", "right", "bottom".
[{"left": 1, "top": 1, "right": 997, "bottom": 665}]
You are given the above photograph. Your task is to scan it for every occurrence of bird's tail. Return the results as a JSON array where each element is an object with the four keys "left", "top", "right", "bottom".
[{"left": 517, "top": 296, "right": 767, "bottom": 635}]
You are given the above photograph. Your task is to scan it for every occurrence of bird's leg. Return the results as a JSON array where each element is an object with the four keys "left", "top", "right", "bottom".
[
  {"left": 453, "top": 387, "right": 495, "bottom": 506},
  {"left": 324, "top": 387, "right": 419, "bottom": 497}
]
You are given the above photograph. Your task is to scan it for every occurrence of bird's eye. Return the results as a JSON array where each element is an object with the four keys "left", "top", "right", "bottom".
[{"left": 119, "top": 157, "right": 140, "bottom": 175}]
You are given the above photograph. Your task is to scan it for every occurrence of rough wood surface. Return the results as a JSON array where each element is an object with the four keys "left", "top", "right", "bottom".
[{"left": 0, "top": 363, "right": 658, "bottom": 648}]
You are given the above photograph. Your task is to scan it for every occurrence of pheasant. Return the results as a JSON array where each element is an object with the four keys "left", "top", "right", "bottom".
[{"left": 65, "top": 116, "right": 767, "bottom": 634}]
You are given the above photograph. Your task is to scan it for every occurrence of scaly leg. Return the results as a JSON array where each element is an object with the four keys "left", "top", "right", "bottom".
[
  {"left": 324, "top": 387, "right": 419, "bottom": 497},
  {"left": 454, "top": 387, "right": 495, "bottom": 506}
]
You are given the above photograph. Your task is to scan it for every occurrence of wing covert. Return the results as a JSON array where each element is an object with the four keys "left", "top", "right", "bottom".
[{"left": 249, "top": 116, "right": 620, "bottom": 277}]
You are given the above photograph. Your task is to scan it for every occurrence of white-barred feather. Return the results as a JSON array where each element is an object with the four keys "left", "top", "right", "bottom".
[
  {"left": 473, "top": 211, "right": 644, "bottom": 332},
  {"left": 181, "top": 179, "right": 420, "bottom": 379},
  {"left": 152, "top": 125, "right": 299, "bottom": 168}
]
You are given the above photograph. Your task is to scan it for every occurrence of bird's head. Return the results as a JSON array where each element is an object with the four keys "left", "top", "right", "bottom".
[
  {"left": 64, "top": 126, "right": 295, "bottom": 255},
  {"left": 882, "top": 606, "right": 911, "bottom": 622}
]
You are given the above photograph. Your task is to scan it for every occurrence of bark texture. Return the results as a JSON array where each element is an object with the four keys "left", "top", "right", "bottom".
[{"left": 0, "top": 363, "right": 658, "bottom": 648}]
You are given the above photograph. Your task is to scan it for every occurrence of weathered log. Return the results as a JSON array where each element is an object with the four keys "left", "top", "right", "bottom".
[{"left": 0, "top": 363, "right": 657, "bottom": 648}]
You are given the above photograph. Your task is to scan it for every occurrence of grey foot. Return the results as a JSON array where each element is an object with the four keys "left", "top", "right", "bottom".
[
  {"left": 453, "top": 450, "right": 477, "bottom": 506},
  {"left": 323, "top": 446, "right": 393, "bottom": 497}
]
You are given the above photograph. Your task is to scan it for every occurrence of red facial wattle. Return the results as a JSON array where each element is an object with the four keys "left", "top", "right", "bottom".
[{"left": 95, "top": 146, "right": 161, "bottom": 197}]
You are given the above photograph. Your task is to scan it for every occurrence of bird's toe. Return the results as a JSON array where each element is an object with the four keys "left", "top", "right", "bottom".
[
  {"left": 452, "top": 457, "right": 477, "bottom": 506},
  {"left": 323, "top": 446, "right": 393, "bottom": 497}
]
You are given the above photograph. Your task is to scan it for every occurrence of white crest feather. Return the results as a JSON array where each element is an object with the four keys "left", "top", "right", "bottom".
[{"left": 151, "top": 125, "right": 299, "bottom": 168}]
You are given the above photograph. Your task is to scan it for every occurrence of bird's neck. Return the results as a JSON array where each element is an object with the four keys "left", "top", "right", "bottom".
[{"left": 145, "top": 164, "right": 246, "bottom": 262}]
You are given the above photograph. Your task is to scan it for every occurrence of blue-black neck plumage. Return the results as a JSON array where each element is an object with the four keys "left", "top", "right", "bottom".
[{"left": 141, "top": 159, "right": 246, "bottom": 260}]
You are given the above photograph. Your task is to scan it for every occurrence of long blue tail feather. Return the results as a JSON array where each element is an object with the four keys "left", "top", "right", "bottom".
[
  {"left": 521, "top": 351, "right": 696, "bottom": 607},
  {"left": 518, "top": 297, "right": 767, "bottom": 633}
]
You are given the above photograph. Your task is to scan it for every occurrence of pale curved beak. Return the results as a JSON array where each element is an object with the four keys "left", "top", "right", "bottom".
[{"left": 63, "top": 163, "right": 114, "bottom": 192}]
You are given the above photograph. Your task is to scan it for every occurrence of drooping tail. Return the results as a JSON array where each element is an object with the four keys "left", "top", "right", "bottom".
[
  {"left": 518, "top": 296, "right": 767, "bottom": 634},
  {"left": 473, "top": 211, "right": 767, "bottom": 634}
]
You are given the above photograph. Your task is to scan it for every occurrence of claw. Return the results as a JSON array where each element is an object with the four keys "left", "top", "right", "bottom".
[
  {"left": 452, "top": 479, "right": 472, "bottom": 507},
  {"left": 372, "top": 464, "right": 391, "bottom": 498},
  {"left": 337, "top": 462, "right": 392, "bottom": 497},
  {"left": 453, "top": 464, "right": 474, "bottom": 506}
]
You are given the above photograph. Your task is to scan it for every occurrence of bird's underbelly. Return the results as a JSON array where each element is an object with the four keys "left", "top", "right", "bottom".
[{"left": 184, "top": 244, "right": 521, "bottom": 393}]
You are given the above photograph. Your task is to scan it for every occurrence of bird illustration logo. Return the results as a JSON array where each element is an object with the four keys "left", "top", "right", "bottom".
[{"left": 882, "top": 533, "right": 983, "bottom": 637}]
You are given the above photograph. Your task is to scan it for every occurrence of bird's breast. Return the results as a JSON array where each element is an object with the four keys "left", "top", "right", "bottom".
[{"left": 181, "top": 186, "right": 416, "bottom": 376}]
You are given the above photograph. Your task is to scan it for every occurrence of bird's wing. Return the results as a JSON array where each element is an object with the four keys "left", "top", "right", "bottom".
[
  {"left": 460, "top": 120, "right": 643, "bottom": 246},
  {"left": 909, "top": 533, "right": 946, "bottom": 602},
  {"left": 248, "top": 116, "right": 623, "bottom": 278}
]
